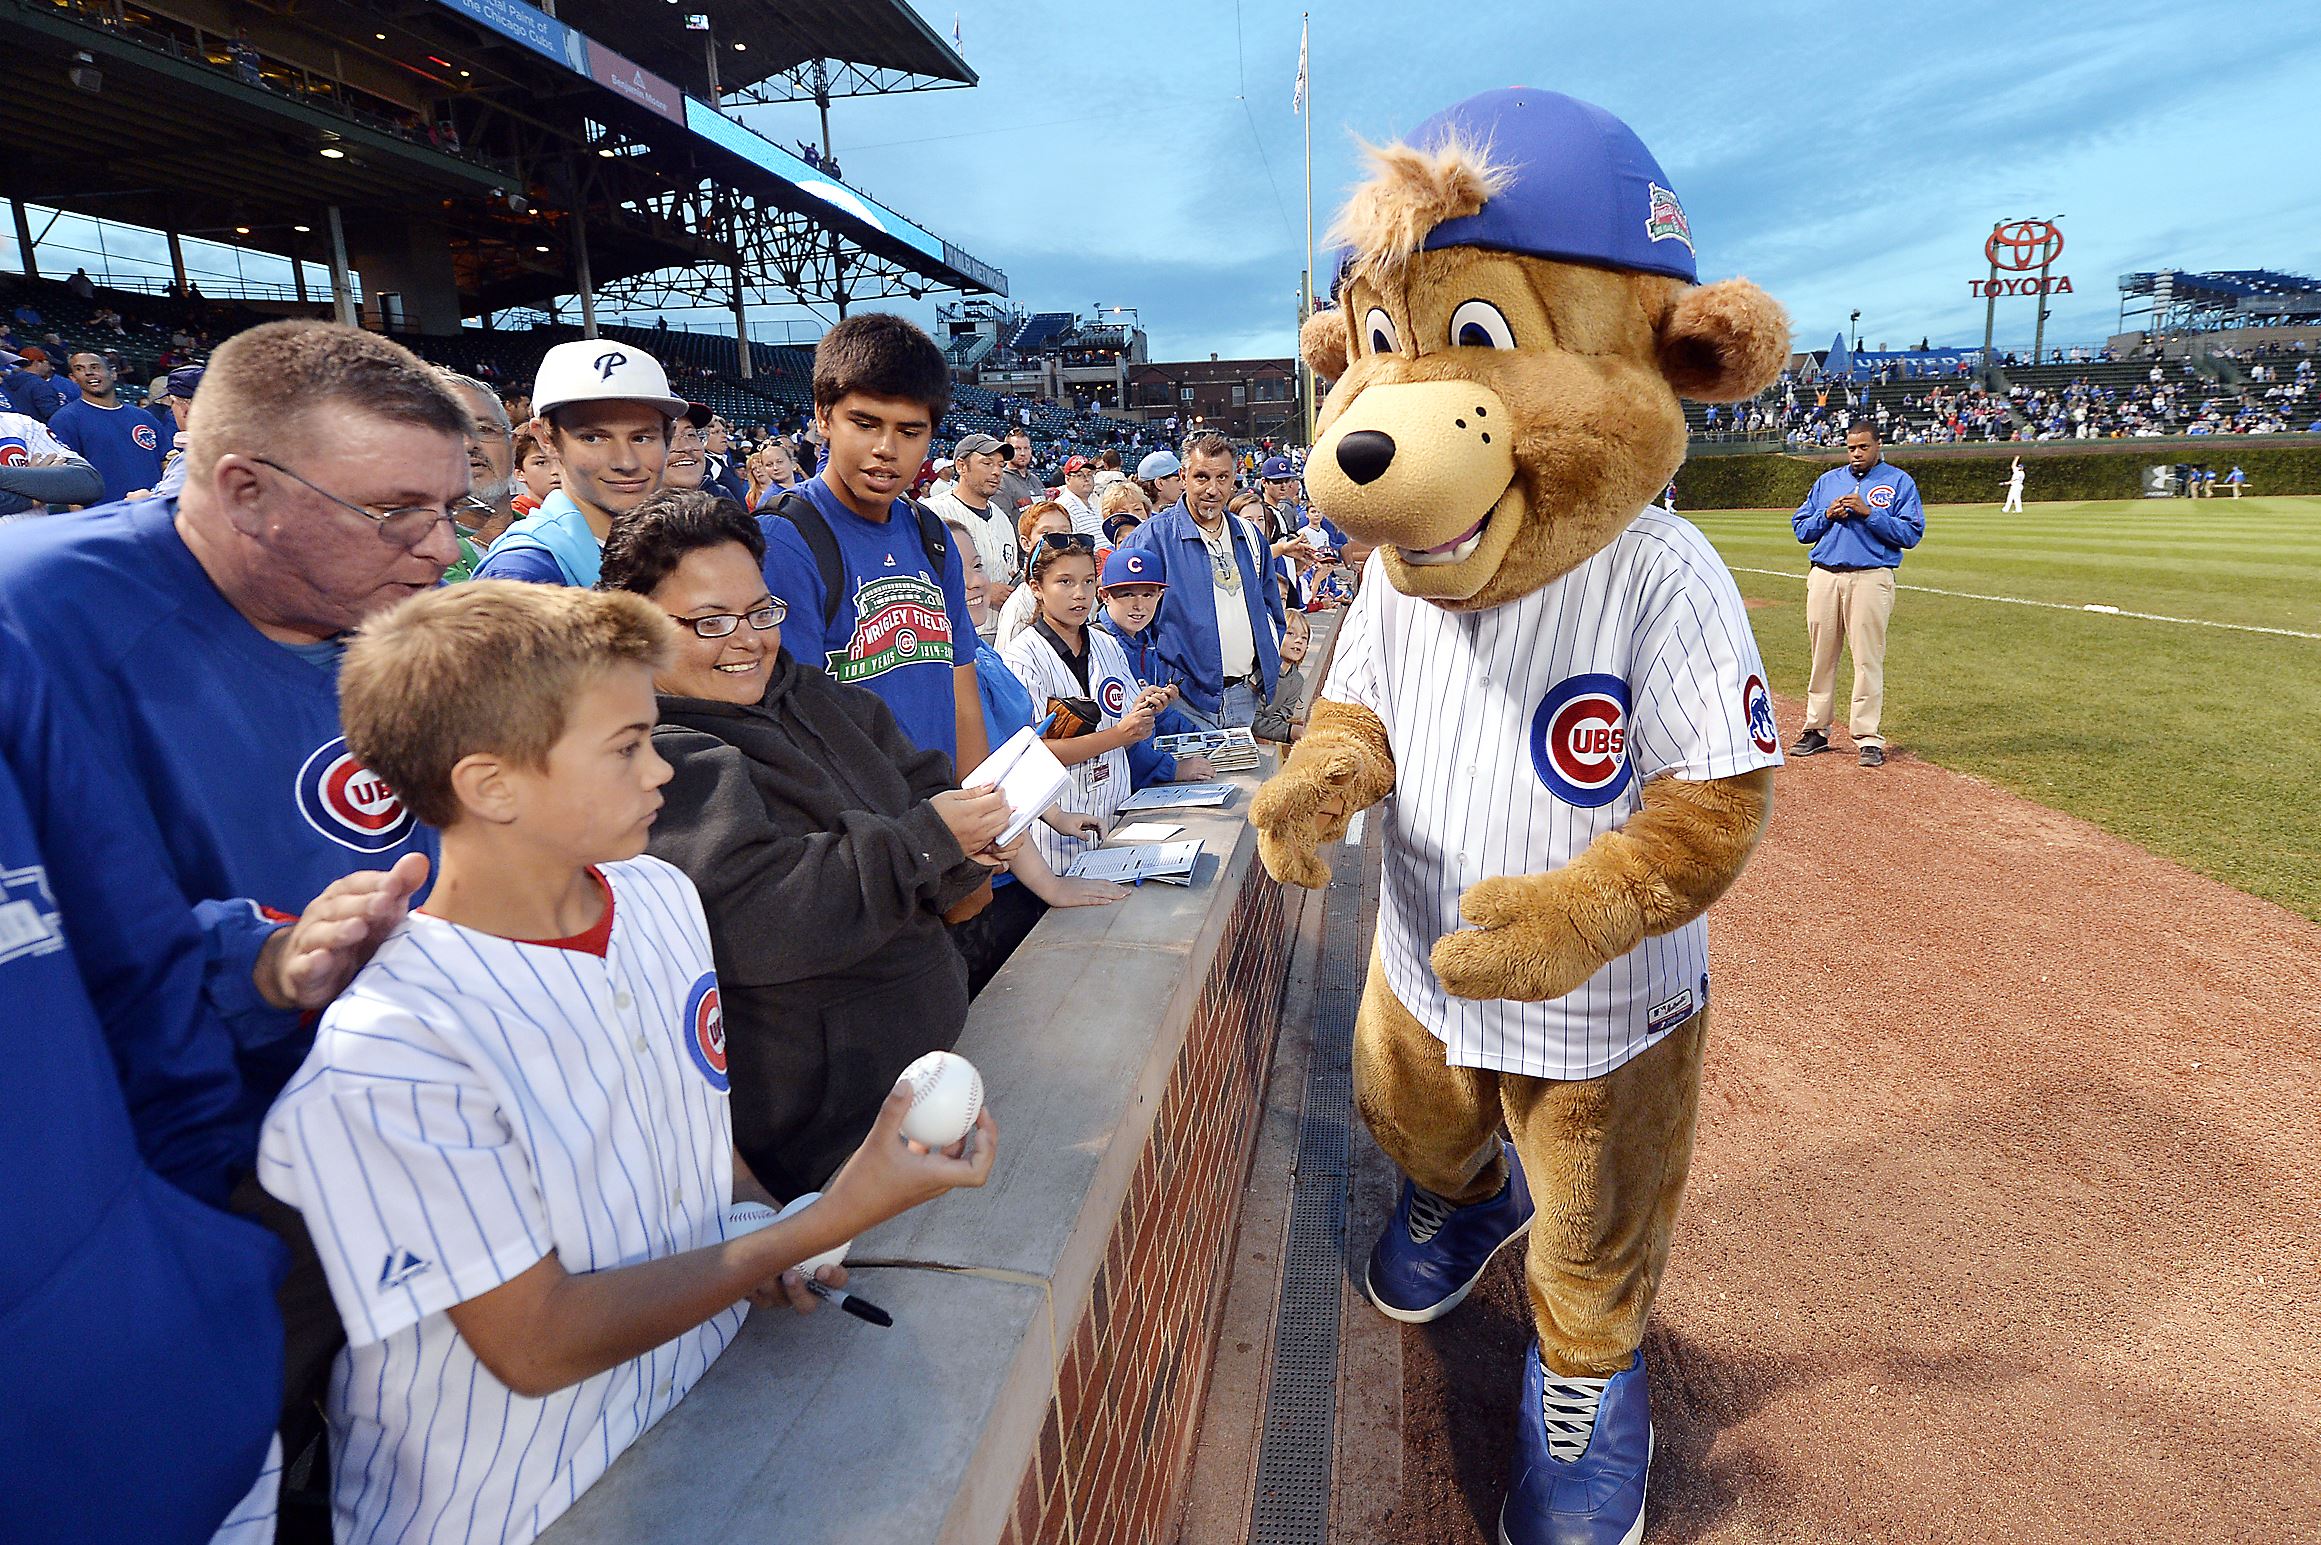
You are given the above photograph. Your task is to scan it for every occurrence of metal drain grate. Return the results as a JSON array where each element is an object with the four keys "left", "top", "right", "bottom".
[{"left": 1246, "top": 842, "right": 1367, "bottom": 1545}]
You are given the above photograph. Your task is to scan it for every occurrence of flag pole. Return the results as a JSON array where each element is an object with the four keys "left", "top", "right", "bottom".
[{"left": 1298, "top": 12, "right": 1316, "bottom": 448}]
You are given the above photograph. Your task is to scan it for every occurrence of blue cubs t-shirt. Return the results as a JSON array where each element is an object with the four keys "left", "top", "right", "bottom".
[
  {"left": 48, "top": 398, "right": 168, "bottom": 503},
  {"left": 758, "top": 472, "right": 973, "bottom": 762}
]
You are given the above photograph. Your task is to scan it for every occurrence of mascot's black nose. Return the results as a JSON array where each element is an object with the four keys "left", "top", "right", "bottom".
[{"left": 1335, "top": 429, "right": 1396, "bottom": 486}]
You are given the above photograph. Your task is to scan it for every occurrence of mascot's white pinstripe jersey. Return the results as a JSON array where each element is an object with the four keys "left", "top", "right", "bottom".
[
  {"left": 1323, "top": 506, "right": 1782, "bottom": 1080},
  {"left": 258, "top": 855, "right": 742, "bottom": 1545}
]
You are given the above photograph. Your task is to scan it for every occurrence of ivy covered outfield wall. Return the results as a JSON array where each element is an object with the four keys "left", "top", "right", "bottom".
[{"left": 1671, "top": 437, "right": 2321, "bottom": 509}]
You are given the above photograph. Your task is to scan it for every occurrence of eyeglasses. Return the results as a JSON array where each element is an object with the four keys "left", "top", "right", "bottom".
[
  {"left": 668, "top": 598, "right": 786, "bottom": 638},
  {"left": 1036, "top": 532, "right": 1097, "bottom": 554},
  {"left": 253, "top": 457, "right": 457, "bottom": 548}
]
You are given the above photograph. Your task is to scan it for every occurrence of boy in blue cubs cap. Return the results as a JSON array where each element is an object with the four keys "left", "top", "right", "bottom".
[
  {"left": 1095, "top": 546, "right": 1208, "bottom": 785},
  {"left": 1260, "top": 87, "right": 1791, "bottom": 1545}
]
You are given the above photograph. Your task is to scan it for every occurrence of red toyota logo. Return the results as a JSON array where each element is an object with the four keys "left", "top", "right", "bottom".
[{"left": 1985, "top": 219, "right": 2064, "bottom": 273}]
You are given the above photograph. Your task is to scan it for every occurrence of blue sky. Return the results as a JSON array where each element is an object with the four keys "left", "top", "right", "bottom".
[
  {"left": 10, "top": 1, "right": 2319, "bottom": 363},
  {"left": 724, "top": 0, "right": 2321, "bottom": 360}
]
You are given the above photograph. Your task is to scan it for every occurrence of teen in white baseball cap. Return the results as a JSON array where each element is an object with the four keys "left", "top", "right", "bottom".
[{"left": 473, "top": 340, "right": 683, "bottom": 587}]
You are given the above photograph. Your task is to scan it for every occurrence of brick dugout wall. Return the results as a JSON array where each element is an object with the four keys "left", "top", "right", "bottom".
[{"left": 1001, "top": 862, "right": 1293, "bottom": 1545}]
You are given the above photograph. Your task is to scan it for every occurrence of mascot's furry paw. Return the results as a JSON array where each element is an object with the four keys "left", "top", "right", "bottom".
[
  {"left": 1432, "top": 872, "right": 1607, "bottom": 1003},
  {"left": 1252, "top": 744, "right": 1362, "bottom": 890},
  {"left": 1253, "top": 700, "right": 1396, "bottom": 890}
]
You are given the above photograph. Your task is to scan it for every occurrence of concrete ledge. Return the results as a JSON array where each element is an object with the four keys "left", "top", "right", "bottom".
[{"left": 543, "top": 772, "right": 1297, "bottom": 1545}]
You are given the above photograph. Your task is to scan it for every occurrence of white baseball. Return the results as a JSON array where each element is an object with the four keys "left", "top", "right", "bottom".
[
  {"left": 721, "top": 1191, "right": 850, "bottom": 1276},
  {"left": 898, "top": 1050, "right": 984, "bottom": 1150}
]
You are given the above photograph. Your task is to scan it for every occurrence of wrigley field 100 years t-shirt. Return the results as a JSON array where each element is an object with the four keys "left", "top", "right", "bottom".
[{"left": 758, "top": 473, "right": 974, "bottom": 761}]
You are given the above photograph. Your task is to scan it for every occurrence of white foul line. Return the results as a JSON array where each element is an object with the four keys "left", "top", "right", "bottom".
[{"left": 1726, "top": 566, "right": 2321, "bottom": 641}]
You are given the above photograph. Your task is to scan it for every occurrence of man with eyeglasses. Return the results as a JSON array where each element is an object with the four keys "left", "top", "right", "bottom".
[
  {"left": 0, "top": 319, "right": 471, "bottom": 1533},
  {"left": 434, "top": 368, "right": 517, "bottom": 582}
]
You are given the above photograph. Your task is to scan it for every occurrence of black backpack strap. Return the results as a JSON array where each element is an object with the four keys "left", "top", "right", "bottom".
[
  {"left": 908, "top": 497, "right": 950, "bottom": 574},
  {"left": 774, "top": 492, "right": 952, "bottom": 636},
  {"left": 770, "top": 491, "right": 847, "bottom": 633}
]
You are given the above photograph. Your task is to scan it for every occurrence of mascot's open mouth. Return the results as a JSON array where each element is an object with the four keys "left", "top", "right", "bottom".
[{"left": 1399, "top": 513, "right": 1490, "bottom": 566}]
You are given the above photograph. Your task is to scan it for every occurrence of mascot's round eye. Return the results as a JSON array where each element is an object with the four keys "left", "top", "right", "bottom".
[
  {"left": 1364, "top": 307, "right": 1401, "bottom": 356},
  {"left": 1450, "top": 299, "right": 1517, "bottom": 351}
]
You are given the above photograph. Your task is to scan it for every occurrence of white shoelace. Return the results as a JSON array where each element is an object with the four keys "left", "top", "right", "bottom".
[
  {"left": 1405, "top": 1186, "right": 1455, "bottom": 1244},
  {"left": 1540, "top": 1372, "right": 1614, "bottom": 1463}
]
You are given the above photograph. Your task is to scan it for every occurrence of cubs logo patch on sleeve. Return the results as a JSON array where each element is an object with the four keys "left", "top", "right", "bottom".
[
  {"left": 1529, "top": 672, "right": 1632, "bottom": 808},
  {"left": 682, "top": 973, "right": 729, "bottom": 1091},
  {"left": 1743, "top": 674, "right": 1779, "bottom": 755},
  {"left": 295, "top": 736, "right": 415, "bottom": 852}
]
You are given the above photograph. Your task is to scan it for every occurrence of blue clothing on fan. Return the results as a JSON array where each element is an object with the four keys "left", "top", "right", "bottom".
[
  {"left": 2, "top": 367, "right": 76, "bottom": 421},
  {"left": 967, "top": 639, "right": 1039, "bottom": 892},
  {"left": 46, "top": 398, "right": 168, "bottom": 503},
  {"left": 0, "top": 736, "right": 286, "bottom": 1545},
  {"left": 0, "top": 496, "right": 439, "bottom": 1141},
  {"left": 759, "top": 472, "right": 974, "bottom": 763},
  {"left": 0, "top": 625, "right": 256, "bottom": 1205},
  {"left": 1095, "top": 610, "right": 1197, "bottom": 786},
  {"left": 1116, "top": 498, "right": 1286, "bottom": 720},
  {"left": 1791, "top": 461, "right": 1925, "bottom": 569},
  {"left": 473, "top": 487, "right": 600, "bottom": 586}
]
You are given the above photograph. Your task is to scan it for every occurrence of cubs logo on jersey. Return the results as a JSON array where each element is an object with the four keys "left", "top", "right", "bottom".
[
  {"left": 131, "top": 421, "right": 160, "bottom": 453},
  {"left": 1530, "top": 672, "right": 1632, "bottom": 808},
  {"left": 682, "top": 973, "right": 729, "bottom": 1091},
  {"left": 1100, "top": 676, "right": 1128, "bottom": 716},
  {"left": 1743, "top": 674, "right": 1779, "bottom": 754},
  {"left": 295, "top": 736, "right": 415, "bottom": 853},
  {"left": 0, "top": 437, "right": 27, "bottom": 468},
  {"left": 1867, "top": 483, "right": 1895, "bottom": 509}
]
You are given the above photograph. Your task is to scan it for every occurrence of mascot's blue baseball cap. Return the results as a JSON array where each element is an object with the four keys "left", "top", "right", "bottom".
[{"left": 1342, "top": 87, "right": 1698, "bottom": 290}]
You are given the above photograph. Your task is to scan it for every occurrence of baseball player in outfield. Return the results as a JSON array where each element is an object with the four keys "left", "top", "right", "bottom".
[
  {"left": 258, "top": 583, "right": 995, "bottom": 1545},
  {"left": 2002, "top": 455, "right": 2025, "bottom": 512}
]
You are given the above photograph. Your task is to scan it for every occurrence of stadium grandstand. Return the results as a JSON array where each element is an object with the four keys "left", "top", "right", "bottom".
[
  {"left": 0, "top": 0, "right": 1005, "bottom": 377},
  {"left": 2117, "top": 268, "right": 2321, "bottom": 337}
]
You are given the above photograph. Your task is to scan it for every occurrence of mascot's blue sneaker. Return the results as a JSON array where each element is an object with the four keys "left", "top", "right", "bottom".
[
  {"left": 1498, "top": 1344, "right": 1653, "bottom": 1545},
  {"left": 1363, "top": 1142, "right": 1532, "bottom": 1323}
]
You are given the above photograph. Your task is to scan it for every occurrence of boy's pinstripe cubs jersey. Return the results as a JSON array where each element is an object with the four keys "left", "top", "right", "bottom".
[
  {"left": 257, "top": 856, "right": 745, "bottom": 1545},
  {"left": 1001, "top": 622, "right": 1139, "bottom": 871},
  {"left": 1324, "top": 507, "right": 1781, "bottom": 1080}
]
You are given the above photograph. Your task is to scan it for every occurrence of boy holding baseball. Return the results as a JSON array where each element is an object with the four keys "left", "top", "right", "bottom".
[{"left": 257, "top": 581, "right": 994, "bottom": 1545}]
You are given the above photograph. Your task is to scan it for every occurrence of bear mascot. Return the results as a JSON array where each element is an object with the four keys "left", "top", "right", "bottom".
[{"left": 1252, "top": 89, "right": 1790, "bottom": 1544}]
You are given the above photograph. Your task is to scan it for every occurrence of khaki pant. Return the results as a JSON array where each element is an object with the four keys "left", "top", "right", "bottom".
[
  {"left": 1353, "top": 949, "right": 1706, "bottom": 1379},
  {"left": 1804, "top": 564, "right": 1896, "bottom": 747}
]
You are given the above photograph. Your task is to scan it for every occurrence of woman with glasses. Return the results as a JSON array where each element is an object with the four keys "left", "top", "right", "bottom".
[{"left": 598, "top": 489, "right": 1008, "bottom": 1199}]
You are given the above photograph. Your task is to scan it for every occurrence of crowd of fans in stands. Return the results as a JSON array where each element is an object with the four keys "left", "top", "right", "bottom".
[
  {"left": 1, "top": 298, "right": 1350, "bottom": 1544},
  {"left": 1714, "top": 346, "right": 2321, "bottom": 448}
]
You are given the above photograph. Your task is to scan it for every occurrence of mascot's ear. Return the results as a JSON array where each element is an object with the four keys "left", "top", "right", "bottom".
[
  {"left": 1302, "top": 308, "right": 1350, "bottom": 382},
  {"left": 1656, "top": 278, "right": 1790, "bottom": 403}
]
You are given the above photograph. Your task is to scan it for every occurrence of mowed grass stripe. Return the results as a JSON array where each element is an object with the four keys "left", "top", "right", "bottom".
[
  {"left": 1693, "top": 498, "right": 2321, "bottom": 632},
  {"left": 1692, "top": 496, "right": 2321, "bottom": 920}
]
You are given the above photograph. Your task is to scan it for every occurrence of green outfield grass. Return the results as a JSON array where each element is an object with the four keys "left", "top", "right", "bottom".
[{"left": 1689, "top": 496, "right": 2321, "bottom": 920}]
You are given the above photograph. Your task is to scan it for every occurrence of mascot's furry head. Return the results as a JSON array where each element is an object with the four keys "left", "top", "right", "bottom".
[{"left": 1303, "top": 88, "right": 1790, "bottom": 610}]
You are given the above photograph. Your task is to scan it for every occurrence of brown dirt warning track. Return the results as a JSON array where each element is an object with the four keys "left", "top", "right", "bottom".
[{"left": 1388, "top": 705, "right": 2321, "bottom": 1544}]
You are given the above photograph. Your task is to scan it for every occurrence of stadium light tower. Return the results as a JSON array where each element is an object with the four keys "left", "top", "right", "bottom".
[{"left": 1850, "top": 309, "right": 1862, "bottom": 355}]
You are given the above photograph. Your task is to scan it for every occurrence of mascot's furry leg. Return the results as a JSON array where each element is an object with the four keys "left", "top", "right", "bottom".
[{"left": 1354, "top": 945, "right": 1708, "bottom": 1379}]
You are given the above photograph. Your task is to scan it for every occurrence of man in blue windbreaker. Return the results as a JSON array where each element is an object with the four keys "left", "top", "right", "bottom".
[
  {"left": 1788, "top": 421, "right": 1924, "bottom": 768},
  {"left": 1118, "top": 428, "right": 1285, "bottom": 729}
]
